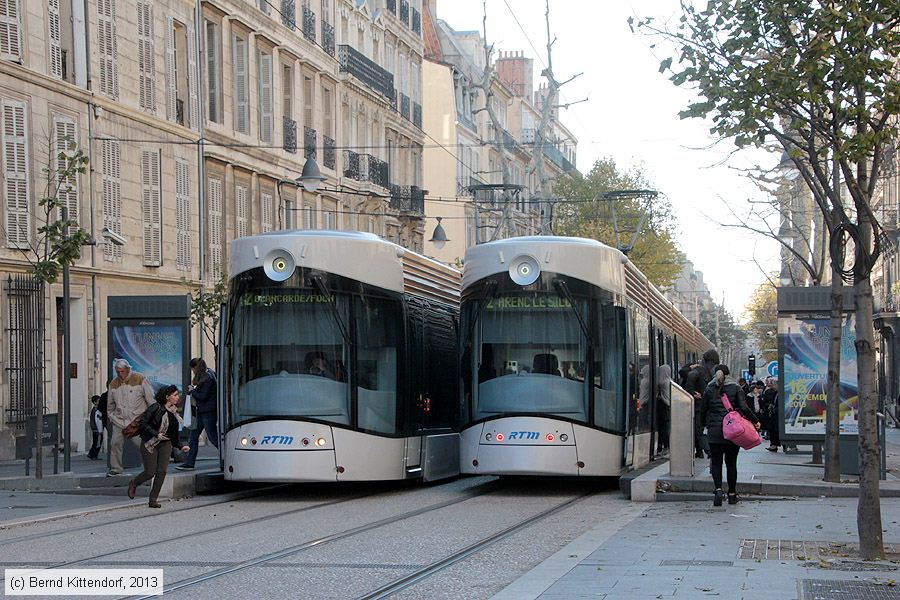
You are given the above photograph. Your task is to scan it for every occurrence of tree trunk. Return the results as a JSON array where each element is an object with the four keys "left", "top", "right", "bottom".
[
  {"left": 824, "top": 218, "right": 842, "bottom": 483},
  {"left": 854, "top": 266, "right": 884, "bottom": 560}
]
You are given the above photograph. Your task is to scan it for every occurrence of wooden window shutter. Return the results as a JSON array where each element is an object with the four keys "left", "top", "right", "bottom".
[
  {"left": 53, "top": 116, "right": 78, "bottom": 226},
  {"left": 0, "top": 0, "right": 21, "bottom": 61},
  {"left": 235, "top": 182, "right": 249, "bottom": 238},
  {"left": 165, "top": 16, "right": 177, "bottom": 121},
  {"left": 2, "top": 100, "right": 29, "bottom": 248},
  {"left": 175, "top": 160, "right": 190, "bottom": 271},
  {"left": 187, "top": 24, "right": 198, "bottom": 129},
  {"left": 48, "top": 0, "right": 62, "bottom": 78},
  {"left": 232, "top": 34, "right": 248, "bottom": 134},
  {"left": 205, "top": 22, "right": 220, "bottom": 123},
  {"left": 257, "top": 50, "right": 273, "bottom": 143},
  {"left": 97, "top": 0, "right": 118, "bottom": 98},
  {"left": 208, "top": 176, "right": 224, "bottom": 279},
  {"left": 141, "top": 149, "right": 161, "bottom": 266},
  {"left": 101, "top": 138, "right": 122, "bottom": 261},
  {"left": 261, "top": 190, "right": 273, "bottom": 233},
  {"left": 137, "top": 2, "right": 155, "bottom": 111}
]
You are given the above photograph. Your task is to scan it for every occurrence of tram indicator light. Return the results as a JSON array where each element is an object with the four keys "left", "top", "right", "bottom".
[
  {"left": 495, "top": 433, "right": 504, "bottom": 442},
  {"left": 546, "top": 433, "right": 555, "bottom": 442}
]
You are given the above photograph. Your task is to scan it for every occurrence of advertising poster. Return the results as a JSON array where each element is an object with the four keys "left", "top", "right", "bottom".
[
  {"left": 109, "top": 321, "right": 188, "bottom": 395},
  {"left": 780, "top": 315, "right": 858, "bottom": 437}
]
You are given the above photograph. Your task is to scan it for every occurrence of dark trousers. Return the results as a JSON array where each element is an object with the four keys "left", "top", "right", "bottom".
[
  {"left": 657, "top": 404, "right": 670, "bottom": 451},
  {"left": 694, "top": 407, "right": 709, "bottom": 455},
  {"left": 134, "top": 440, "right": 172, "bottom": 502},
  {"left": 88, "top": 432, "right": 103, "bottom": 459},
  {"left": 182, "top": 411, "right": 218, "bottom": 468},
  {"left": 767, "top": 413, "right": 781, "bottom": 447},
  {"left": 709, "top": 442, "right": 740, "bottom": 494}
]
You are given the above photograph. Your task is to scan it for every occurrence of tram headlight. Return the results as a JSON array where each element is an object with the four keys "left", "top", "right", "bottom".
[
  {"left": 263, "top": 249, "right": 296, "bottom": 282},
  {"left": 315, "top": 437, "right": 327, "bottom": 447},
  {"left": 509, "top": 255, "right": 540, "bottom": 286},
  {"left": 240, "top": 437, "right": 249, "bottom": 446},
  {"left": 560, "top": 433, "right": 568, "bottom": 442}
]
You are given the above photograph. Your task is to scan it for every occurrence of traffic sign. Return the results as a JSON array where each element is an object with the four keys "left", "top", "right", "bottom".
[{"left": 766, "top": 360, "right": 779, "bottom": 378}]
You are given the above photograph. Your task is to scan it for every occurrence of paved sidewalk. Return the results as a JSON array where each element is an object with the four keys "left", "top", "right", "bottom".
[{"left": 494, "top": 496, "right": 900, "bottom": 600}]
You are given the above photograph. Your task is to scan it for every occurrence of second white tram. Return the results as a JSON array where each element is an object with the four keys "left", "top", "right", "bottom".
[
  {"left": 220, "top": 231, "right": 461, "bottom": 482},
  {"left": 459, "top": 236, "right": 713, "bottom": 476}
]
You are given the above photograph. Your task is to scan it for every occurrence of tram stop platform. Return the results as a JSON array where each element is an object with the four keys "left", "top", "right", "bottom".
[{"left": 627, "top": 428, "right": 900, "bottom": 502}]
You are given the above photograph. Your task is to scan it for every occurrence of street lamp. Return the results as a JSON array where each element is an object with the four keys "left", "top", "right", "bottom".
[
  {"left": 61, "top": 209, "right": 125, "bottom": 472},
  {"left": 429, "top": 217, "right": 449, "bottom": 250},
  {"left": 297, "top": 156, "right": 325, "bottom": 194}
]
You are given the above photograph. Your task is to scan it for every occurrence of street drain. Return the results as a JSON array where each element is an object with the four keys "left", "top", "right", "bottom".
[{"left": 799, "top": 579, "right": 900, "bottom": 600}]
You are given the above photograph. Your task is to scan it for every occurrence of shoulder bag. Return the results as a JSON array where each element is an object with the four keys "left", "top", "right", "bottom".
[{"left": 721, "top": 392, "right": 762, "bottom": 450}]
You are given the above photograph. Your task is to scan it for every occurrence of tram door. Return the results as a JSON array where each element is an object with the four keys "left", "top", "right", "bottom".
[
  {"left": 623, "top": 309, "right": 637, "bottom": 468},
  {"left": 406, "top": 299, "right": 426, "bottom": 469}
]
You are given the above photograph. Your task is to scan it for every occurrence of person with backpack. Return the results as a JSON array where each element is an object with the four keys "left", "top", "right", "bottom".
[
  {"left": 176, "top": 358, "right": 218, "bottom": 471},
  {"left": 685, "top": 349, "right": 720, "bottom": 458},
  {"left": 700, "top": 364, "right": 761, "bottom": 506}
]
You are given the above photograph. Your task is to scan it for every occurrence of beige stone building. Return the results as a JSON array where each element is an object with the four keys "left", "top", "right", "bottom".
[
  {"left": 421, "top": 1, "right": 577, "bottom": 265},
  {"left": 0, "top": 0, "right": 427, "bottom": 458}
]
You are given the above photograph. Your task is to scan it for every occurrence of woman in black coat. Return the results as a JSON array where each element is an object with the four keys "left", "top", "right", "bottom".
[
  {"left": 700, "top": 364, "right": 761, "bottom": 506},
  {"left": 127, "top": 385, "right": 190, "bottom": 508}
]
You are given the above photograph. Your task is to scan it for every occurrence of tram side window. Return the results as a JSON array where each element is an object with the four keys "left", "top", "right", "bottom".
[
  {"left": 593, "top": 303, "right": 625, "bottom": 433},
  {"left": 634, "top": 311, "right": 653, "bottom": 434},
  {"left": 355, "top": 296, "right": 400, "bottom": 435}
]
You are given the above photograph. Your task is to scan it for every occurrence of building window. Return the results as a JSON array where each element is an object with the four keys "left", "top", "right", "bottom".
[
  {"left": 97, "top": 0, "right": 118, "bottom": 98},
  {"left": 257, "top": 49, "right": 273, "bottom": 143},
  {"left": 322, "top": 84, "right": 333, "bottom": 138},
  {"left": 175, "top": 159, "right": 190, "bottom": 271},
  {"left": 283, "top": 195, "right": 296, "bottom": 229},
  {"left": 303, "top": 203, "right": 315, "bottom": 229},
  {"left": 167, "top": 18, "right": 197, "bottom": 128},
  {"left": 261, "top": 189, "right": 274, "bottom": 233},
  {"left": 303, "top": 74, "right": 314, "bottom": 132},
  {"left": 232, "top": 33, "right": 249, "bottom": 134},
  {"left": 0, "top": 0, "right": 21, "bottom": 61},
  {"left": 205, "top": 20, "right": 222, "bottom": 123},
  {"left": 101, "top": 138, "right": 122, "bottom": 261},
  {"left": 3, "top": 99, "right": 29, "bottom": 248},
  {"left": 207, "top": 175, "right": 224, "bottom": 278},
  {"left": 53, "top": 115, "right": 78, "bottom": 227},
  {"left": 140, "top": 149, "right": 162, "bottom": 266},
  {"left": 235, "top": 182, "right": 249, "bottom": 238},
  {"left": 137, "top": 2, "right": 155, "bottom": 111}
]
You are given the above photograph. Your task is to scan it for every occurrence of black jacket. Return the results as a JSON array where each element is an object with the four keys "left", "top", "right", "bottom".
[
  {"left": 700, "top": 379, "right": 760, "bottom": 445},
  {"left": 191, "top": 369, "right": 217, "bottom": 413},
  {"left": 138, "top": 403, "right": 182, "bottom": 446},
  {"left": 685, "top": 363, "right": 713, "bottom": 400}
]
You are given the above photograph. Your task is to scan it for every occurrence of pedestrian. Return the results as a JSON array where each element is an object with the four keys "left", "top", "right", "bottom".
[
  {"left": 176, "top": 358, "right": 219, "bottom": 471},
  {"left": 656, "top": 364, "right": 672, "bottom": 453},
  {"left": 763, "top": 377, "right": 782, "bottom": 451},
  {"left": 738, "top": 377, "right": 750, "bottom": 397},
  {"left": 107, "top": 359, "right": 155, "bottom": 476},
  {"left": 127, "top": 385, "right": 190, "bottom": 508},
  {"left": 700, "top": 364, "right": 761, "bottom": 506},
  {"left": 87, "top": 395, "right": 103, "bottom": 460},
  {"left": 685, "top": 349, "right": 720, "bottom": 458}
]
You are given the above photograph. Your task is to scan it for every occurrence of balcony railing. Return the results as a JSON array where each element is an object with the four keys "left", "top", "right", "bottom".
[
  {"left": 283, "top": 116, "right": 297, "bottom": 153},
  {"left": 413, "top": 102, "right": 422, "bottom": 128},
  {"left": 389, "top": 184, "right": 424, "bottom": 216},
  {"left": 367, "top": 156, "right": 389, "bottom": 189},
  {"left": 400, "top": 93, "right": 410, "bottom": 120},
  {"left": 302, "top": 6, "right": 316, "bottom": 43},
  {"left": 323, "top": 135, "right": 336, "bottom": 169},
  {"left": 304, "top": 126, "right": 316, "bottom": 159},
  {"left": 497, "top": 128, "right": 517, "bottom": 150},
  {"left": 411, "top": 7, "right": 421, "bottom": 35},
  {"left": 338, "top": 45, "right": 394, "bottom": 100},
  {"left": 457, "top": 111, "right": 477, "bottom": 133},
  {"left": 386, "top": 0, "right": 396, "bottom": 14},
  {"left": 344, "top": 150, "right": 360, "bottom": 179},
  {"left": 400, "top": 0, "right": 409, "bottom": 26},
  {"left": 390, "top": 88, "right": 398, "bottom": 112},
  {"left": 522, "top": 128, "right": 536, "bottom": 144},
  {"left": 410, "top": 185, "right": 425, "bottom": 215},
  {"left": 281, "top": 0, "right": 296, "bottom": 29},
  {"left": 358, "top": 153, "right": 370, "bottom": 182},
  {"left": 322, "top": 20, "right": 335, "bottom": 57}
]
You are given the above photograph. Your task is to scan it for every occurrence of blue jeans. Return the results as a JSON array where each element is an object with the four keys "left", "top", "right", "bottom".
[{"left": 183, "top": 411, "right": 219, "bottom": 467}]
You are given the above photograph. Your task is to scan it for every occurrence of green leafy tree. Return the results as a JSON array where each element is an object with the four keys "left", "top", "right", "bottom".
[
  {"left": 554, "top": 157, "right": 682, "bottom": 288},
  {"left": 187, "top": 274, "right": 228, "bottom": 364},
  {"left": 744, "top": 282, "right": 778, "bottom": 365},
  {"left": 634, "top": 1, "right": 900, "bottom": 558}
]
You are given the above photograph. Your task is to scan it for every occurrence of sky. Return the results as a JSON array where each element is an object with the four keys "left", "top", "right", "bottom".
[{"left": 435, "top": 0, "right": 782, "bottom": 320}]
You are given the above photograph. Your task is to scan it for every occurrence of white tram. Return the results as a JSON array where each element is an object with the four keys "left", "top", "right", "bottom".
[
  {"left": 220, "top": 231, "right": 461, "bottom": 482},
  {"left": 459, "top": 237, "right": 713, "bottom": 476}
]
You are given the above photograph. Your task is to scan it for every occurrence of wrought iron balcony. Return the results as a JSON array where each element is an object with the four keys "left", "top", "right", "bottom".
[
  {"left": 400, "top": 93, "right": 410, "bottom": 120},
  {"left": 323, "top": 135, "right": 336, "bottom": 170},
  {"left": 322, "top": 20, "right": 335, "bottom": 57},
  {"left": 281, "top": 0, "right": 296, "bottom": 29},
  {"left": 386, "top": 0, "right": 396, "bottom": 14},
  {"left": 344, "top": 150, "right": 360, "bottom": 180},
  {"left": 388, "top": 184, "right": 424, "bottom": 216},
  {"left": 302, "top": 6, "right": 316, "bottom": 43},
  {"left": 304, "top": 126, "right": 316, "bottom": 159},
  {"left": 411, "top": 7, "right": 421, "bottom": 35},
  {"left": 367, "top": 156, "right": 389, "bottom": 189},
  {"left": 410, "top": 185, "right": 425, "bottom": 215},
  {"left": 400, "top": 0, "right": 409, "bottom": 26},
  {"left": 522, "top": 128, "right": 536, "bottom": 144},
  {"left": 497, "top": 128, "right": 517, "bottom": 150},
  {"left": 338, "top": 45, "right": 394, "bottom": 100},
  {"left": 358, "top": 153, "right": 370, "bottom": 182},
  {"left": 413, "top": 102, "right": 422, "bottom": 128},
  {"left": 456, "top": 178, "right": 470, "bottom": 197},
  {"left": 390, "top": 88, "right": 398, "bottom": 111},
  {"left": 457, "top": 111, "right": 477, "bottom": 133},
  {"left": 283, "top": 116, "right": 297, "bottom": 153},
  {"left": 542, "top": 141, "right": 573, "bottom": 171}
]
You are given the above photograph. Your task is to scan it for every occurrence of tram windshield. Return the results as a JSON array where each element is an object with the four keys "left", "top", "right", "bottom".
[{"left": 228, "top": 281, "right": 401, "bottom": 433}]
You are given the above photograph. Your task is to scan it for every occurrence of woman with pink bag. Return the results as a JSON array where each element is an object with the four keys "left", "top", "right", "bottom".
[{"left": 700, "top": 364, "right": 762, "bottom": 506}]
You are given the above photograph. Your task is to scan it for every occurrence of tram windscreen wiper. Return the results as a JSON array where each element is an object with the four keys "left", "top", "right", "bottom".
[
  {"left": 553, "top": 278, "right": 592, "bottom": 345},
  {"left": 311, "top": 274, "right": 352, "bottom": 346}
]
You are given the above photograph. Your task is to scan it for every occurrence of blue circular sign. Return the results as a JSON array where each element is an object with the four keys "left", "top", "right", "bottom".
[{"left": 766, "top": 361, "right": 779, "bottom": 378}]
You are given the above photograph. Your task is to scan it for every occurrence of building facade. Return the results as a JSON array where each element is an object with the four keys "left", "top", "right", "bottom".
[{"left": 0, "top": 0, "right": 427, "bottom": 458}]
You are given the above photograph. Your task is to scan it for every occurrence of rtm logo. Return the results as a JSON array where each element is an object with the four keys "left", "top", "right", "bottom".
[
  {"left": 259, "top": 435, "right": 294, "bottom": 445},
  {"left": 507, "top": 431, "right": 539, "bottom": 440}
]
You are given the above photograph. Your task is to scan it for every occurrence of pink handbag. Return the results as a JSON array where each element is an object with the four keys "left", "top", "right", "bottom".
[{"left": 721, "top": 393, "right": 762, "bottom": 450}]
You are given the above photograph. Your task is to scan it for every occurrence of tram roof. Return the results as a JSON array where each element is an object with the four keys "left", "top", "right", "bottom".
[
  {"left": 462, "top": 236, "right": 626, "bottom": 295},
  {"left": 229, "top": 230, "right": 460, "bottom": 300}
]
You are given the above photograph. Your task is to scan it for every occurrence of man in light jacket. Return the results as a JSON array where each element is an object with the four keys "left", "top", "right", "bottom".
[{"left": 107, "top": 359, "right": 154, "bottom": 476}]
